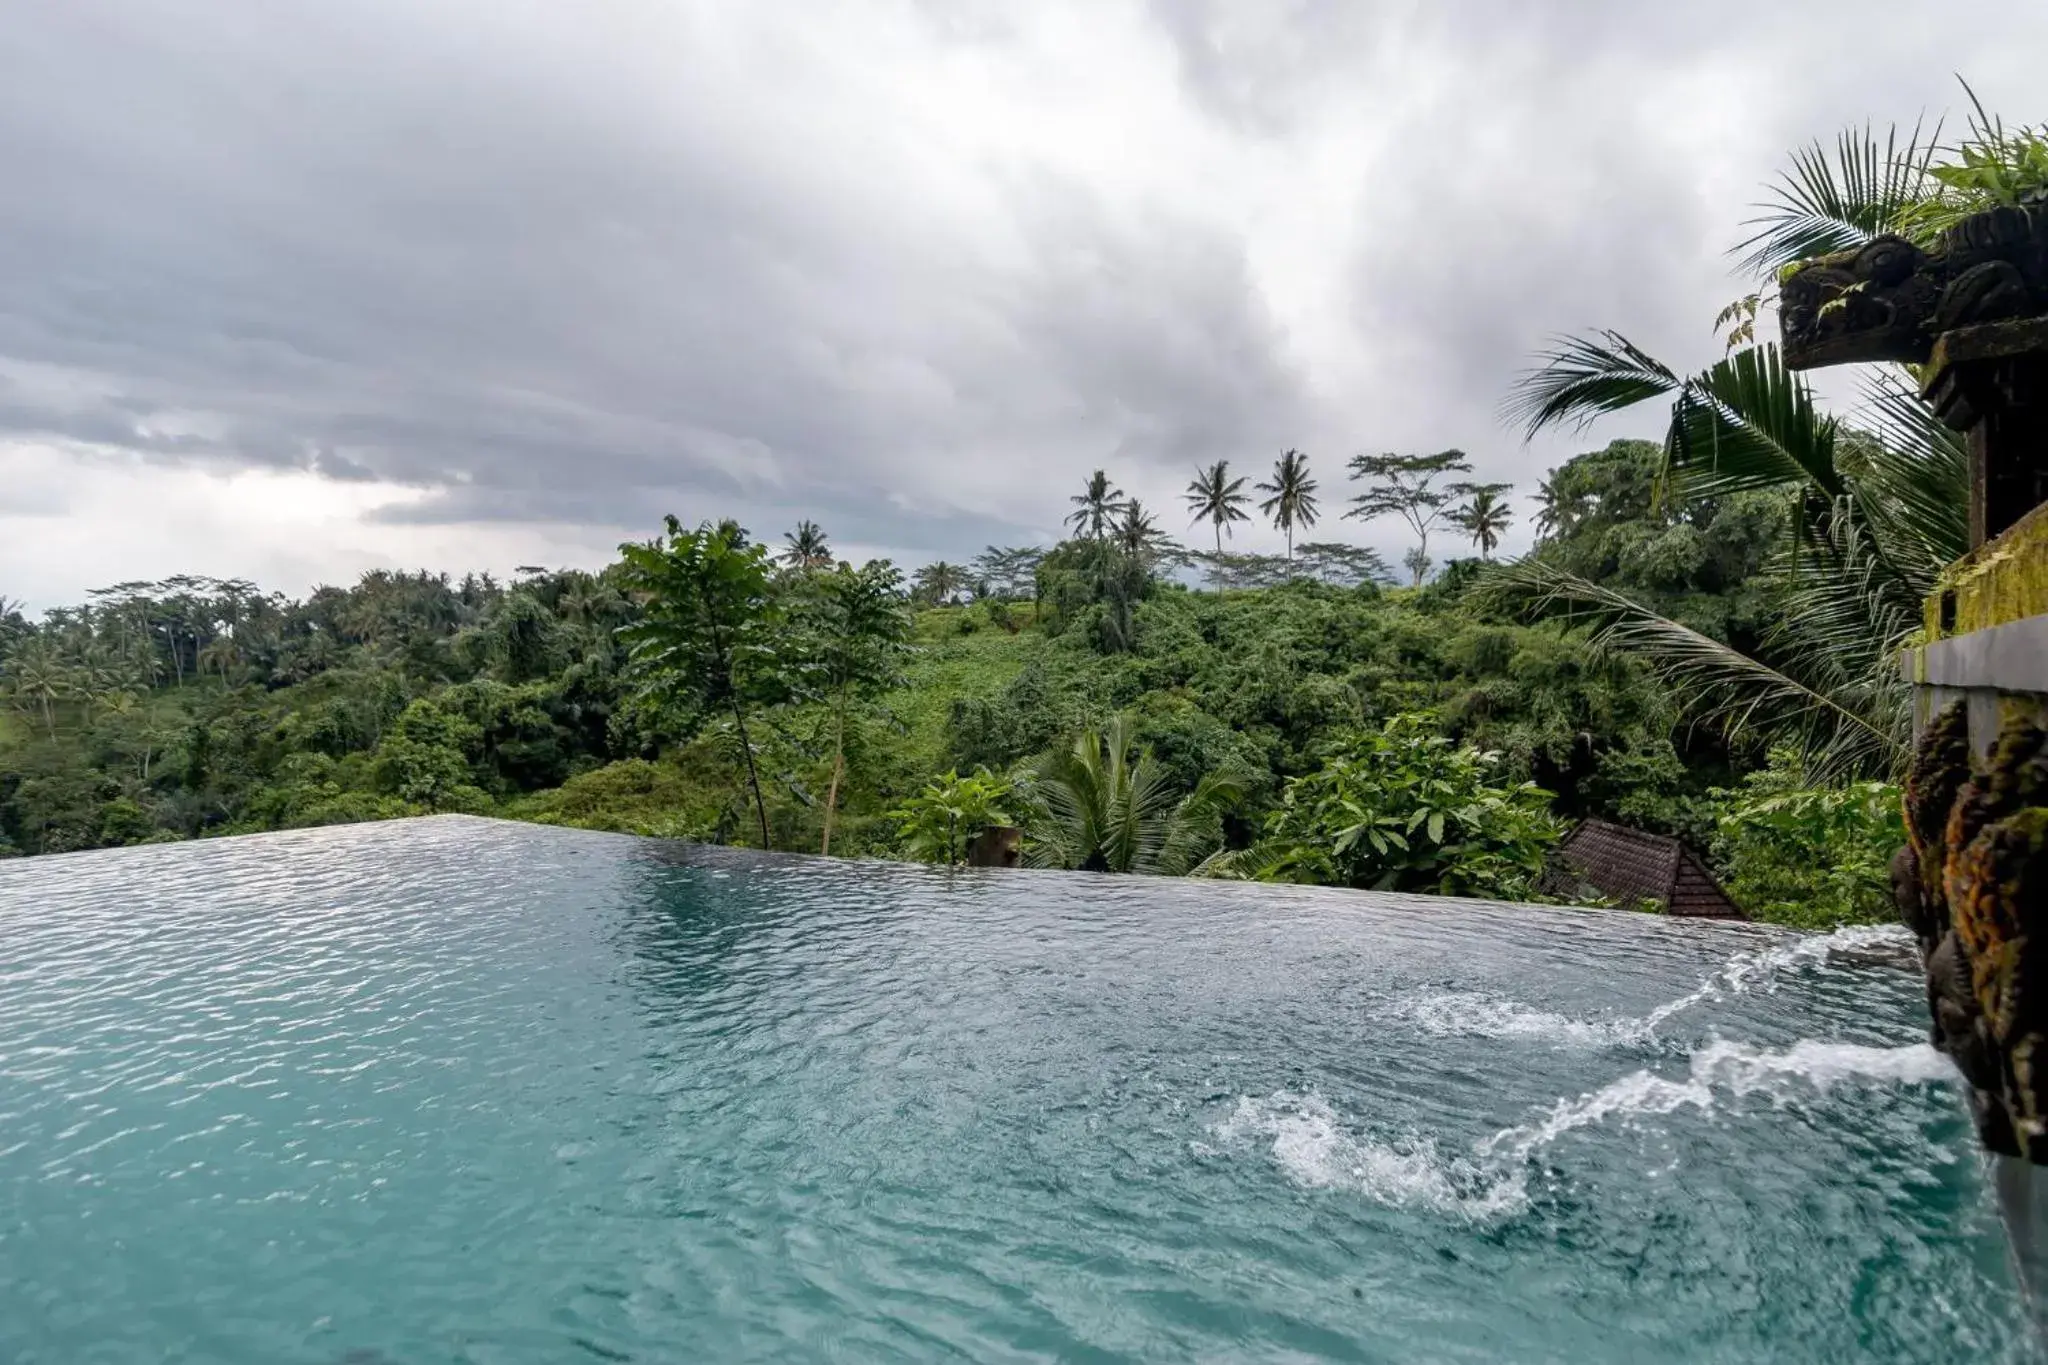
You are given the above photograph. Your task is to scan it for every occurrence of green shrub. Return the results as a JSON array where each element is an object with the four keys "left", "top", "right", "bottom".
[
  {"left": 369, "top": 700, "right": 491, "bottom": 812},
  {"left": 504, "top": 756, "right": 731, "bottom": 839},
  {"left": 1708, "top": 752, "right": 1903, "bottom": 929},
  {"left": 1239, "top": 713, "right": 1563, "bottom": 899},
  {"left": 889, "top": 767, "right": 1014, "bottom": 865}
]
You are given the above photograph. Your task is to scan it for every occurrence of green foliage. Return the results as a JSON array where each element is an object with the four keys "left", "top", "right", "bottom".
[
  {"left": 1344, "top": 451, "right": 1475, "bottom": 584},
  {"left": 1239, "top": 714, "right": 1564, "bottom": 899},
  {"left": 1502, "top": 339, "right": 1961, "bottom": 778},
  {"left": 890, "top": 767, "right": 1015, "bottom": 865},
  {"left": 0, "top": 451, "right": 1887, "bottom": 920},
  {"left": 1706, "top": 751, "right": 1904, "bottom": 929},
  {"left": 508, "top": 757, "right": 726, "bottom": 839},
  {"left": 1892, "top": 87, "right": 2048, "bottom": 243},
  {"left": 1022, "top": 714, "right": 1247, "bottom": 875},
  {"left": 370, "top": 699, "right": 491, "bottom": 812},
  {"left": 617, "top": 517, "right": 782, "bottom": 845},
  {"left": 784, "top": 559, "right": 914, "bottom": 853}
]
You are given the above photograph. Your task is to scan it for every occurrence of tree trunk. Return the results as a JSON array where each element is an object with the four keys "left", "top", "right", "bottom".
[
  {"left": 820, "top": 694, "right": 846, "bottom": 856},
  {"left": 730, "top": 699, "right": 771, "bottom": 850},
  {"left": 1213, "top": 523, "right": 1223, "bottom": 592}
]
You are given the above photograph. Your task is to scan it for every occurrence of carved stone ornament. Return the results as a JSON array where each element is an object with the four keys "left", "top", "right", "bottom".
[{"left": 1780, "top": 204, "right": 2048, "bottom": 371}]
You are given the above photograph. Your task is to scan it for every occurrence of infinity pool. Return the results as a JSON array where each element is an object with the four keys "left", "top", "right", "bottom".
[{"left": 0, "top": 816, "right": 2032, "bottom": 1361}]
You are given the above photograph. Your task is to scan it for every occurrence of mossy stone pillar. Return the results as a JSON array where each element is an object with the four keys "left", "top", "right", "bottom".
[{"left": 1783, "top": 203, "right": 2048, "bottom": 1327}]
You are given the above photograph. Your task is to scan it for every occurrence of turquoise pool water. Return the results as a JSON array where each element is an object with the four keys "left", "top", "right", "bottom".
[{"left": 0, "top": 815, "right": 2033, "bottom": 1362}]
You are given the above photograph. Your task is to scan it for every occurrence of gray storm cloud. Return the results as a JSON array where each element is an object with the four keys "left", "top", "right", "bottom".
[{"left": 0, "top": 0, "right": 2042, "bottom": 597}]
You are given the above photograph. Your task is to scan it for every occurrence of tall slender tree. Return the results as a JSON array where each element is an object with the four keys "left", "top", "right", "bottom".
[
  {"left": 617, "top": 517, "right": 782, "bottom": 848},
  {"left": 1113, "top": 500, "right": 1171, "bottom": 564},
  {"left": 1066, "top": 470, "right": 1126, "bottom": 541},
  {"left": 1254, "top": 450, "right": 1319, "bottom": 560},
  {"left": 912, "top": 561, "right": 966, "bottom": 606},
  {"left": 3, "top": 637, "right": 70, "bottom": 741},
  {"left": 1184, "top": 460, "right": 1251, "bottom": 590},
  {"left": 1344, "top": 450, "right": 1473, "bottom": 585},
  {"left": 789, "top": 561, "right": 913, "bottom": 855}
]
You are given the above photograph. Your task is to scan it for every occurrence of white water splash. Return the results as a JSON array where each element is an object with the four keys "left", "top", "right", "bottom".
[
  {"left": 1214, "top": 1034, "right": 1951, "bottom": 1219},
  {"left": 1479, "top": 1038, "right": 1951, "bottom": 1164},
  {"left": 1388, "top": 923, "right": 1915, "bottom": 1049},
  {"left": 1638, "top": 923, "right": 1910, "bottom": 1032},
  {"left": 1384, "top": 991, "right": 1650, "bottom": 1048},
  {"left": 1211, "top": 1091, "right": 1529, "bottom": 1217}
]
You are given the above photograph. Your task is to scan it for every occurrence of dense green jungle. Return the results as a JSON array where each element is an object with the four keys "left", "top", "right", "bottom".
[
  {"left": 0, "top": 434, "right": 1900, "bottom": 928},
  {"left": 10, "top": 88, "right": 2044, "bottom": 930}
]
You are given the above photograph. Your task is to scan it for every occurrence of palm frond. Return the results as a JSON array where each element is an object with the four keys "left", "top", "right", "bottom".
[
  {"left": 1746, "top": 506, "right": 1918, "bottom": 767},
  {"left": 1847, "top": 366, "right": 1970, "bottom": 586},
  {"left": 1488, "top": 558, "right": 1904, "bottom": 778},
  {"left": 1502, "top": 331, "right": 1680, "bottom": 440},
  {"left": 1665, "top": 344, "right": 1842, "bottom": 502},
  {"left": 1732, "top": 120, "right": 1939, "bottom": 275}
]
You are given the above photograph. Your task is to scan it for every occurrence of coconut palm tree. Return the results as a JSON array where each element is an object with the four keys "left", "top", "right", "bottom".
[
  {"left": 3, "top": 638, "right": 71, "bottom": 741},
  {"left": 1184, "top": 460, "right": 1251, "bottom": 590},
  {"left": 781, "top": 520, "right": 833, "bottom": 571},
  {"left": 1112, "top": 500, "right": 1171, "bottom": 563},
  {"left": 198, "top": 633, "right": 241, "bottom": 683},
  {"left": 1530, "top": 474, "right": 1570, "bottom": 539},
  {"left": 1254, "top": 449, "right": 1319, "bottom": 560},
  {"left": 1479, "top": 95, "right": 2048, "bottom": 778},
  {"left": 1024, "top": 715, "right": 1246, "bottom": 874},
  {"left": 912, "top": 561, "right": 966, "bottom": 606},
  {"left": 1500, "top": 338, "right": 1962, "bottom": 778},
  {"left": 1455, "top": 485, "right": 1514, "bottom": 558},
  {"left": 1066, "top": 470, "right": 1126, "bottom": 541}
]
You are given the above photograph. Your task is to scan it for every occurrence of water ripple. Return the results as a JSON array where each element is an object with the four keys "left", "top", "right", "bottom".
[{"left": 0, "top": 816, "right": 2027, "bottom": 1363}]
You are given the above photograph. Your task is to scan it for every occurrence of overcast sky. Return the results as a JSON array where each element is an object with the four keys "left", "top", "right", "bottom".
[{"left": 2, "top": 1, "right": 2042, "bottom": 608}]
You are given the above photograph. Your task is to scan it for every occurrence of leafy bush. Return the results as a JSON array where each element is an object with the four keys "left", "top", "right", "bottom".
[
  {"left": 1707, "top": 752, "right": 1903, "bottom": 929},
  {"left": 889, "top": 768, "right": 1015, "bottom": 865},
  {"left": 507, "top": 757, "right": 726, "bottom": 838},
  {"left": 369, "top": 700, "right": 491, "bottom": 812},
  {"left": 1238, "top": 713, "right": 1563, "bottom": 899}
]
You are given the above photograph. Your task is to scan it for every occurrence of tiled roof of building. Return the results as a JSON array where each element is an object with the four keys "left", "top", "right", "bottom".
[{"left": 1539, "top": 819, "right": 1745, "bottom": 919}]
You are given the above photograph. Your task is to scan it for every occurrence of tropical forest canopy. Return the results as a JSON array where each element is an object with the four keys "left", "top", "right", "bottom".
[{"left": 8, "top": 85, "right": 2042, "bottom": 930}]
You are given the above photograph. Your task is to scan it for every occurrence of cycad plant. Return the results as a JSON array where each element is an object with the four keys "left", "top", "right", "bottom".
[{"left": 1024, "top": 715, "right": 1246, "bottom": 874}]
